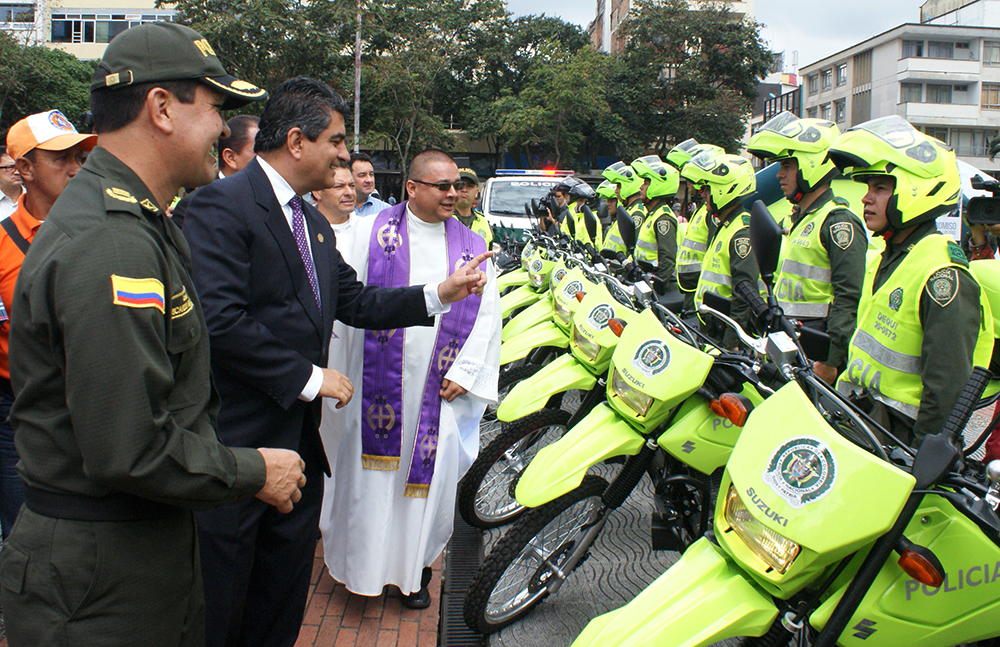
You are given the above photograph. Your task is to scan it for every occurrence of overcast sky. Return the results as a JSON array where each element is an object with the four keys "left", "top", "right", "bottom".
[{"left": 505, "top": 0, "right": 926, "bottom": 70}]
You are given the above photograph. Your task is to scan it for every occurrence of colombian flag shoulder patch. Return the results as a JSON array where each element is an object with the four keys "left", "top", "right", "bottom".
[{"left": 111, "top": 275, "right": 165, "bottom": 313}]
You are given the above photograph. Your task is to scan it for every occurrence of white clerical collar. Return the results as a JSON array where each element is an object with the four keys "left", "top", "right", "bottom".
[{"left": 405, "top": 204, "right": 444, "bottom": 231}]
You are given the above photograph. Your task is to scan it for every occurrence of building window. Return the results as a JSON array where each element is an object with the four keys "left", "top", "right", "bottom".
[
  {"left": 984, "top": 83, "right": 1000, "bottom": 110},
  {"left": 50, "top": 13, "right": 172, "bottom": 43},
  {"left": 901, "top": 82, "right": 922, "bottom": 103},
  {"left": 821, "top": 69, "right": 832, "bottom": 90},
  {"left": 836, "top": 64, "right": 847, "bottom": 86},
  {"left": 808, "top": 74, "right": 818, "bottom": 95},
  {"left": 0, "top": 4, "right": 34, "bottom": 22},
  {"left": 807, "top": 106, "right": 818, "bottom": 118},
  {"left": 951, "top": 129, "right": 1000, "bottom": 156},
  {"left": 985, "top": 41, "right": 1000, "bottom": 66},
  {"left": 926, "top": 84, "right": 952, "bottom": 104},
  {"left": 902, "top": 40, "right": 924, "bottom": 58},
  {"left": 955, "top": 42, "right": 971, "bottom": 58},
  {"left": 925, "top": 127, "right": 949, "bottom": 143},
  {"left": 821, "top": 103, "right": 832, "bottom": 121},
  {"left": 834, "top": 100, "right": 846, "bottom": 123},
  {"left": 928, "top": 41, "right": 954, "bottom": 59}
]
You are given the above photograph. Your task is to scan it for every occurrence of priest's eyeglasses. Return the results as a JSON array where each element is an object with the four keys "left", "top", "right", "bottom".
[{"left": 411, "top": 179, "right": 464, "bottom": 192}]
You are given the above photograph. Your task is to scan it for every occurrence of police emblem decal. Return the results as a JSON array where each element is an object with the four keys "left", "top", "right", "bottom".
[
  {"left": 927, "top": 268, "right": 957, "bottom": 307},
  {"left": 563, "top": 280, "right": 584, "bottom": 298},
  {"left": 734, "top": 237, "right": 751, "bottom": 258},
  {"left": 552, "top": 268, "right": 568, "bottom": 285},
  {"left": 656, "top": 219, "right": 670, "bottom": 236},
  {"left": 762, "top": 436, "right": 837, "bottom": 509},
  {"left": 888, "top": 287, "right": 903, "bottom": 312},
  {"left": 632, "top": 215, "right": 643, "bottom": 229},
  {"left": 631, "top": 339, "right": 671, "bottom": 378},
  {"left": 715, "top": 241, "right": 723, "bottom": 253},
  {"left": 830, "top": 222, "right": 854, "bottom": 250},
  {"left": 800, "top": 222, "right": 814, "bottom": 237},
  {"left": 586, "top": 303, "right": 614, "bottom": 330}
]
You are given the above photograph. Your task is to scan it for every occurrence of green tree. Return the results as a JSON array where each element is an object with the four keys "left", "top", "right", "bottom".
[
  {"left": 0, "top": 32, "right": 95, "bottom": 132},
  {"left": 164, "top": 0, "right": 356, "bottom": 103},
  {"left": 619, "top": 0, "right": 772, "bottom": 153}
]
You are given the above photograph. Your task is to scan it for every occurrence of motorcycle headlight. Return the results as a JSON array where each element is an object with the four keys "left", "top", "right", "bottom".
[
  {"left": 611, "top": 369, "right": 653, "bottom": 416},
  {"left": 724, "top": 485, "right": 800, "bottom": 574},
  {"left": 554, "top": 300, "right": 573, "bottom": 327},
  {"left": 529, "top": 272, "right": 544, "bottom": 288},
  {"left": 572, "top": 325, "right": 601, "bottom": 361}
]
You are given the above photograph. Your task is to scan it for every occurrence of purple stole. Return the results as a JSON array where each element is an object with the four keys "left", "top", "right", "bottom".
[{"left": 361, "top": 203, "right": 485, "bottom": 497}]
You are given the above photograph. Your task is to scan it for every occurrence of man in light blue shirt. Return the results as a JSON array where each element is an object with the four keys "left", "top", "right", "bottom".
[{"left": 351, "top": 151, "right": 391, "bottom": 217}]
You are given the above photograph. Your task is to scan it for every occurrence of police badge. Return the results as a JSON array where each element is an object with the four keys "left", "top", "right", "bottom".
[
  {"left": 889, "top": 287, "right": 903, "bottom": 312},
  {"left": 927, "top": 268, "right": 957, "bottom": 307},
  {"left": 734, "top": 237, "right": 751, "bottom": 259},
  {"left": 830, "top": 222, "right": 854, "bottom": 250},
  {"left": 656, "top": 219, "right": 670, "bottom": 236},
  {"left": 631, "top": 339, "right": 671, "bottom": 377},
  {"left": 800, "top": 222, "right": 814, "bottom": 237}
]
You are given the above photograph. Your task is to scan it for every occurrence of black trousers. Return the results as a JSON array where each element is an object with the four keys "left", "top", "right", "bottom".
[{"left": 198, "top": 451, "right": 324, "bottom": 647}]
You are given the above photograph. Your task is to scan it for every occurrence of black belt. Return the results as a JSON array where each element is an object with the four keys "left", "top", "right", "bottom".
[{"left": 23, "top": 485, "right": 177, "bottom": 522}]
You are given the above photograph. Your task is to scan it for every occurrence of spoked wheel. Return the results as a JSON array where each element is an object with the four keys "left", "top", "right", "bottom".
[
  {"left": 459, "top": 407, "right": 570, "bottom": 528},
  {"left": 463, "top": 474, "right": 609, "bottom": 634},
  {"left": 479, "top": 364, "right": 543, "bottom": 450}
]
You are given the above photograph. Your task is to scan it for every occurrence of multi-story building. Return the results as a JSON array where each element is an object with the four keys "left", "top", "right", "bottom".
[
  {"left": 1, "top": 0, "right": 174, "bottom": 59},
  {"left": 799, "top": 0, "right": 1000, "bottom": 173},
  {"left": 589, "top": 0, "right": 755, "bottom": 54}
]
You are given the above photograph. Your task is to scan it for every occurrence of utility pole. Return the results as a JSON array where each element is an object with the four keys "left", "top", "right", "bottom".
[{"left": 353, "top": 0, "right": 362, "bottom": 152}]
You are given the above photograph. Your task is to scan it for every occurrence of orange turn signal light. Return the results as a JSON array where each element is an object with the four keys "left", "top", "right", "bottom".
[
  {"left": 608, "top": 318, "right": 626, "bottom": 337},
  {"left": 898, "top": 548, "right": 944, "bottom": 587},
  {"left": 709, "top": 393, "right": 751, "bottom": 427},
  {"left": 575, "top": 291, "right": 586, "bottom": 302}
]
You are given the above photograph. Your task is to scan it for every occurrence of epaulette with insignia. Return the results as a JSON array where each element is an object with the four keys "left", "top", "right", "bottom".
[
  {"left": 106, "top": 187, "right": 137, "bottom": 204},
  {"left": 947, "top": 241, "right": 970, "bottom": 268},
  {"left": 741, "top": 214, "right": 750, "bottom": 226},
  {"left": 139, "top": 199, "right": 159, "bottom": 213},
  {"left": 832, "top": 196, "right": 850, "bottom": 207}
]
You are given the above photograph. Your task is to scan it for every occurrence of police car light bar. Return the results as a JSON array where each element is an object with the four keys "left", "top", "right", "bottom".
[{"left": 495, "top": 169, "right": 574, "bottom": 176}]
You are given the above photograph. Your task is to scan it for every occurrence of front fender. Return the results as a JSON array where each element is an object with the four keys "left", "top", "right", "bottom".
[
  {"left": 501, "top": 284, "right": 543, "bottom": 319},
  {"left": 502, "top": 294, "right": 554, "bottom": 342},
  {"left": 497, "top": 354, "right": 598, "bottom": 422},
  {"left": 573, "top": 538, "right": 778, "bottom": 647},
  {"left": 499, "top": 322, "right": 569, "bottom": 366},
  {"left": 497, "top": 268, "right": 529, "bottom": 293},
  {"left": 515, "top": 404, "right": 642, "bottom": 508}
]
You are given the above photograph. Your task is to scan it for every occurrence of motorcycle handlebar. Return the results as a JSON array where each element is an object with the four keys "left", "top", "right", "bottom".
[
  {"left": 942, "top": 366, "right": 993, "bottom": 442},
  {"left": 734, "top": 280, "right": 768, "bottom": 319}
]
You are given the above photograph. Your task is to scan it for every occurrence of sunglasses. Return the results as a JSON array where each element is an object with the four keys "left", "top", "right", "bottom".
[
  {"left": 411, "top": 179, "right": 464, "bottom": 192},
  {"left": 0, "top": 165, "right": 15, "bottom": 172}
]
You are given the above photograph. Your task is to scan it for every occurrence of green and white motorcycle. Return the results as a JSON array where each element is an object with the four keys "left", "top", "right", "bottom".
[
  {"left": 572, "top": 203, "right": 1000, "bottom": 647},
  {"left": 463, "top": 286, "right": 772, "bottom": 634},
  {"left": 459, "top": 267, "right": 651, "bottom": 530}
]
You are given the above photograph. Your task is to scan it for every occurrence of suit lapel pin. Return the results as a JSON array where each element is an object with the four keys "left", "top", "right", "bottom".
[{"left": 317, "top": 233, "right": 324, "bottom": 243}]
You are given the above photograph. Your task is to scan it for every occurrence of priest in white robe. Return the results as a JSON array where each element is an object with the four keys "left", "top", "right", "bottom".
[{"left": 318, "top": 150, "right": 501, "bottom": 607}]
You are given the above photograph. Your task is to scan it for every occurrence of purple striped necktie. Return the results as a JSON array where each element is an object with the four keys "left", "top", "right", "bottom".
[{"left": 289, "top": 195, "right": 322, "bottom": 316}]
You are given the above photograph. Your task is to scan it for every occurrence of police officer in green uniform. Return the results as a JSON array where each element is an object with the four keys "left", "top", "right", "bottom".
[
  {"left": 829, "top": 116, "right": 994, "bottom": 445},
  {"left": 454, "top": 168, "right": 493, "bottom": 246},
  {"left": 601, "top": 160, "right": 646, "bottom": 257},
  {"left": 0, "top": 23, "right": 306, "bottom": 647},
  {"left": 683, "top": 152, "right": 761, "bottom": 349},
  {"left": 559, "top": 178, "right": 602, "bottom": 246},
  {"left": 669, "top": 142, "right": 725, "bottom": 312},
  {"left": 631, "top": 154, "right": 681, "bottom": 286},
  {"left": 747, "top": 112, "right": 867, "bottom": 385}
]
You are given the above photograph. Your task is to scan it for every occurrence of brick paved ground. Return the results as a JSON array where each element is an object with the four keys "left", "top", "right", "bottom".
[{"left": 294, "top": 542, "right": 442, "bottom": 647}]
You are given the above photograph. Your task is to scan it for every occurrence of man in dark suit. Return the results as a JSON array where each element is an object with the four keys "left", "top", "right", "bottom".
[{"left": 183, "top": 77, "right": 490, "bottom": 647}]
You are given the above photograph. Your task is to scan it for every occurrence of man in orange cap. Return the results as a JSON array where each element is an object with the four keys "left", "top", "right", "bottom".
[{"left": 0, "top": 110, "right": 96, "bottom": 539}]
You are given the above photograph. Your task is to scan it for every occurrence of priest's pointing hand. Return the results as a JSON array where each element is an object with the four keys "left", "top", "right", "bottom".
[
  {"left": 255, "top": 448, "right": 307, "bottom": 513},
  {"left": 438, "top": 251, "right": 494, "bottom": 303}
]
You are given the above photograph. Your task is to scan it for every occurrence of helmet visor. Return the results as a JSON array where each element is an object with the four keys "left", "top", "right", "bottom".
[{"left": 759, "top": 111, "right": 803, "bottom": 136}]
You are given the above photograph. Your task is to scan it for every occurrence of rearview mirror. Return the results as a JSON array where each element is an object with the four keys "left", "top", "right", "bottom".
[
  {"left": 617, "top": 205, "right": 637, "bottom": 252},
  {"left": 582, "top": 205, "right": 598, "bottom": 240},
  {"left": 749, "top": 200, "right": 783, "bottom": 285}
]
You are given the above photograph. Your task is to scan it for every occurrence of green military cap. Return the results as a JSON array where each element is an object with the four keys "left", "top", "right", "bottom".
[
  {"left": 458, "top": 168, "right": 479, "bottom": 185},
  {"left": 91, "top": 22, "right": 267, "bottom": 109}
]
